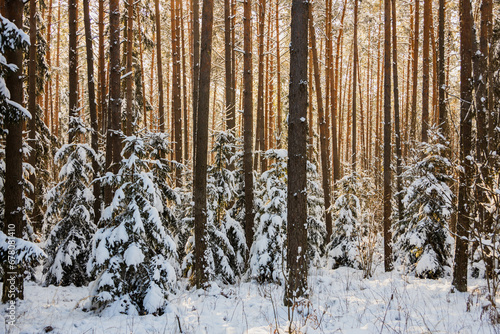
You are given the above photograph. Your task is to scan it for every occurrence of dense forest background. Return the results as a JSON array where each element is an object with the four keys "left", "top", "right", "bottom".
[{"left": 0, "top": 0, "right": 500, "bottom": 324}]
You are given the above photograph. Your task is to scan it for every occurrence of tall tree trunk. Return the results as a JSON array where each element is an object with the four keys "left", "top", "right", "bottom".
[
  {"left": 255, "top": 0, "right": 266, "bottom": 172},
  {"left": 243, "top": 0, "right": 255, "bottom": 251},
  {"left": 452, "top": 0, "right": 473, "bottom": 293},
  {"left": 410, "top": 0, "right": 419, "bottom": 143},
  {"left": 125, "top": 0, "right": 134, "bottom": 136},
  {"left": 68, "top": 0, "right": 79, "bottom": 143},
  {"left": 181, "top": 1, "right": 189, "bottom": 163},
  {"left": 309, "top": 8, "right": 333, "bottom": 239},
  {"left": 383, "top": 0, "right": 393, "bottom": 272},
  {"left": 83, "top": 0, "right": 101, "bottom": 226},
  {"left": 98, "top": 0, "right": 107, "bottom": 135},
  {"left": 1, "top": 0, "right": 26, "bottom": 303},
  {"left": 225, "top": 0, "right": 235, "bottom": 132},
  {"left": 192, "top": 0, "right": 200, "bottom": 157},
  {"left": 44, "top": 0, "right": 53, "bottom": 132},
  {"left": 285, "top": 0, "right": 309, "bottom": 305},
  {"left": 352, "top": 0, "right": 359, "bottom": 170},
  {"left": 28, "top": 0, "right": 39, "bottom": 228},
  {"left": 438, "top": 0, "right": 447, "bottom": 137},
  {"left": 193, "top": 0, "right": 214, "bottom": 289},
  {"left": 421, "top": 0, "right": 431, "bottom": 142},
  {"left": 332, "top": 0, "right": 347, "bottom": 182},
  {"left": 54, "top": 0, "right": 61, "bottom": 136},
  {"left": 392, "top": 0, "right": 403, "bottom": 223},
  {"left": 155, "top": 0, "right": 165, "bottom": 133},
  {"left": 104, "top": 0, "right": 121, "bottom": 205},
  {"left": 275, "top": 0, "right": 282, "bottom": 148},
  {"left": 173, "top": 0, "right": 182, "bottom": 186}
]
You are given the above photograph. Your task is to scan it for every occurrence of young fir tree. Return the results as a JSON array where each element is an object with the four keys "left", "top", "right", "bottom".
[
  {"left": 183, "top": 130, "right": 247, "bottom": 284},
  {"left": 249, "top": 149, "right": 288, "bottom": 284},
  {"left": 306, "top": 160, "right": 327, "bottom": 267},
  {"left": 43, "top": 121, "right": 97, "bottom": 286},
  {"left": 395, "top": 129, "right": 454, "bottom": 279},
  {"left": 87, "top": 135, "right": 177, "bottom": 315},
  {"left": 325, "top": 172, "right": 370, "bottom": 269}
]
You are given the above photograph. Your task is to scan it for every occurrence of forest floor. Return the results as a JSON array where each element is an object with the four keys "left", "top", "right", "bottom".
[{"left": 1, "top": 266, "right": 499, "bottom": 334}]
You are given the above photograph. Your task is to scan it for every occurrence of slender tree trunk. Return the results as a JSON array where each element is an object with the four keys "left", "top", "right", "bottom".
[
  {"left": 275, "top": 0, "right": 282, "bottom": 148},
  {"left": 104, "top": 0, "right": 121, "bottom": 205},
  {"left": 83, "top": 0, "right": 101, "bottom": 226},
  {"left": 1, "top": 0, "right": 26, "bottom": 303},
  {"left": 421, "top": 0, "right": 431, "bottom": 142},
  {"left": 352, "top": 0, "right": 359, "bottom": 170},
  {"left": 243, "top": 0, "right": 255, "bottom": 251},
  {"left": 45, "top": 0, "right": 53, "bottom": 132},
  {"left": 225, "top": 0, "right": 235, "bottom": 133},
  {"left": 181, "top": 1, "right": 189, "bottom": 163},
  {"left": 332, "top": 0, "right": 347, "bottom": 182},
  {"left": 54, "top": 0, "right": 61, "bottom": 136},
  {"left": 410, "top": 0, "right": 419, "bottom": 143},
  {"left": 192, "top": 0, "right": 200, "bottom": 157},
  {"left": 173, "top": 0, "right": 182, "bottom": 186},
  {"left": 452, "top": 0, "right": 473, "bottom": 293},
  {"left": 138, "top": 17, "right": 147, "bottom": 130},
  {"left": 155, "top": 0, "right": 165, "bottom": 133},
  {"left": 392, "top": 0, "right": 403, "bottom": 223},
  {"left": 28, "top": 0, "right": 39, "bottom": 228},
  {"left": 285, "top": 0, "right": 309, "bottom": 305},
  {"left": 193, "top": 0, "right": 214, "bottom": 289},
  {"left": 254, "top": 0, "right": 266, "bottom": 172},
  {"left": 383, "top": 0, "right": 393, "bottom": 272},
  {"left": 438, "top": 0, "right": 447, "bottom": 137},
  {"left": 68, "top": 0, "right": 79, "bottom": 143},
  {"left": 98, "top": 0, "right": 107, "bottom": 135},
  {"left": 125, "top": 0, "right": 134, "bottom": 136},
  {"left": 309, "top": 8, "right": 333, "bottom": 239}
]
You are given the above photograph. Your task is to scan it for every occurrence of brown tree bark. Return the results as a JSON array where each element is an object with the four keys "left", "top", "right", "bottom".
[
  {"left": 181, "top": 1, "right": 189, "bottom": 163},
  {"left": 44, "top": 0, "right": 53, "bottom": 132},
  {"left": 452, "top": 0, "right": 473, "bottom": 293},
  {"left": 352, "top": 0, "right": 359, "bottom": 170},
  {"left": 155, "top": 0, "right": 165, "bottom": 133},
  {"left": 125, "top": 0, "right": 134, "bottom": 136},
  {"left": 28, "top": 0, "right": 39, "bottom": 227},
  {"left": 438, "top": 0, "right": 447, "bottom": 137},
  {"left": 392, "top": 0, "right": 403, "bottom": 223},
  {"left": 332, "top": 0, "right": 347, "bottom": 181},
  {"left": 104, "top": 0, "right": 121, "bottom": 205},
  {"left": 410, "top": 0, "right": 419, "bottom": 143},
  {"left": 225, "top": 0, "right": 235, "bottom": 133},
  {"left": 193, "top": 0, "right": 214, "bottom": 289},
  {"left": 192, "top": 0, "right": 200, "bottom": 157},
  {"left": 421, "top": 0, "right": 431, "bottom": 142},
  {"left": 309, "top": 8, "right": 333, "bottom": 239},
  {"left": 83, "top": 0, "right": 101, "bottom": 226},
  {"left": 1, "top": 0, "right": 26, "bottom": 303},
  {"left": 172, "top": 0, "right": 182, "bottom": 186},
  {"left": 243, "top": 0, "right": 255, "bottom": 252},
  {"left": 383, "top": 0, "right": 393, "bottom": 272},
  {"left": 98, "top": 0, "right": 107, "bottom": 135},
  {"left": 254, "top": 0, "right": 266, "bottom": 172},
  {"left": 68, "top": 0, "right": 79, "bottom": 143},
  {"left": 285, "top": 0, "right": 309, "bottom": 305},
  {"left": 275, "top": 0, "right": 282, "bottom": 148}
]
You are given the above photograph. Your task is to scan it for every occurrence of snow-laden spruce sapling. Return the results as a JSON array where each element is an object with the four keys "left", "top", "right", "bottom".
[
  {"left": 183, "top": 130, "right": 247, "bottom": 284},
  {"left": 395, "top": 130, "right": 454, "bottom": 279},
  {"left": 306, "top": 160, "right": 327, "bottom": 268},
  {"left": 87, "top": 135, "right": 177, "bottom": 315},
  {"left": 249, "top": 149, "right": 288, "bottom": 284},
  {"left": 43, "top": 133, "right": 97, "bottom": 286}
]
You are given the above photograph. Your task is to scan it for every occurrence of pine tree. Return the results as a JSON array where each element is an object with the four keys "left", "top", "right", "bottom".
[
  {"left": 249, "top": 149, "right": 287, "bottom": 284},
  {"left": 43, "top": 126, "right": 97, "bottom": 286},
  {"left": 88, "top": 136, "right": 177, "bottom": 315},
  {"left": 396, "top": 129, "right": 454, "bottom": 278}
]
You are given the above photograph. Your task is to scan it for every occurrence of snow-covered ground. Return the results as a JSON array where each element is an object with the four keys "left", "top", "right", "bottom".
[{"left": 1, "top": 267, "right": 498, "bottom": 334}]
